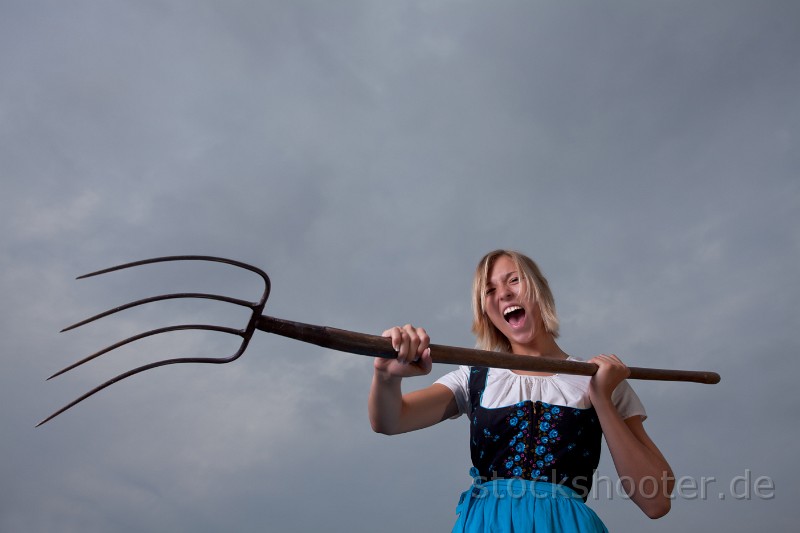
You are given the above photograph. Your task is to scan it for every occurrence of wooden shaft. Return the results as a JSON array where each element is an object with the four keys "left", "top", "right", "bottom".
[{"left": 256, "top": 315, "right": 720, "bottom": 385}]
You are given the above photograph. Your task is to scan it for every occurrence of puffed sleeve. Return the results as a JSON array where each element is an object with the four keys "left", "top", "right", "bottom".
[
  {"left": 611, "top": 380, "right": 647, "bottom": 420},
  {"left": 434, "top": 365, "right": 471, "bottom": 418}
]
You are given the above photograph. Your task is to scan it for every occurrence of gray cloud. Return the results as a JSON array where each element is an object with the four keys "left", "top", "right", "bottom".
[{"left": 2, "top": 1, "right": 798, "bottom": 531}]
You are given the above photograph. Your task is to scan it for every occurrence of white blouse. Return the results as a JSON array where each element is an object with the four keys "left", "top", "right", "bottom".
[{"left": 435, "top": 357, "right": 647, "bottom": 421}]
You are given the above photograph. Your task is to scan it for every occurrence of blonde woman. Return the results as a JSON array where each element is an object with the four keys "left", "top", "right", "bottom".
[{"left": 369, "top": 250, "right": 673, "bottom": 532}]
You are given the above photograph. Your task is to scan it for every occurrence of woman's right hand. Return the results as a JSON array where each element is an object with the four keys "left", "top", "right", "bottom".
[{"left": 374, "top": 324, "right": 432, "bottom": 378}]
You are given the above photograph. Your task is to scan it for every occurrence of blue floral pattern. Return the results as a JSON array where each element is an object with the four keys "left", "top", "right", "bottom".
[
  {"left": 467, "top": 367, "right": 603, "bottom": 498},
  {"left": 493, "top": 401, "right": 573, "bottom": 480}
]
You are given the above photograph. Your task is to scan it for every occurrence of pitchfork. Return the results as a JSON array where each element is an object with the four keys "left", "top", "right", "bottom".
[{"left": 38, "top": 255, "right": 720, "bottom": 427}]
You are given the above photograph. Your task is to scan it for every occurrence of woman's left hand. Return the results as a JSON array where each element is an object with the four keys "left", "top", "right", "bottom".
[{"left": 587, "top": 353, "right": 630, "bottom": 401}]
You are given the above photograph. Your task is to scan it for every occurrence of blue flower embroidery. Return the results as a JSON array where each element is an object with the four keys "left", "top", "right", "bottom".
[
  {"left": 551, "top": 406, "right": 560, "bottom": 414},
  {"left": 509, "top": 417, "right": 518, "bottom": 426},
  {"left": 545, "top": 453, "right": 554, "bottom": 463},
  {"left": 512, "top": 466, "right": 523, "bottom": 477},
  {"left": 515, "top": 442, "right": 526, "bottom": 453},
  {"left": 539, "top": 421, "right": 550, "bottom": 431},
  {"left": 549, "top": 429, "right": 559, "bottom": 439},
  {"left": 535, "top": 445, "right": 546, "bottom": 455}
]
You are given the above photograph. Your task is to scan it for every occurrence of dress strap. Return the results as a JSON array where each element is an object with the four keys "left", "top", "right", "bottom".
[{"left": 467, "top": 366, "right": 489, "bottom": 415}]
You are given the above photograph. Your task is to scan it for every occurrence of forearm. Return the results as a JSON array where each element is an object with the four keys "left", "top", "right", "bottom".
[
  {"left": 368, "top": 370, "right": 405, "bottom": 435},
  {"left": 594, "top": 396, "right": 674, "bottom": 518},
  {"left": 369, "top": 326, "right": 455, "bottom": 435},
  {"left": 369, "top": 367, "right": 457, "bottom": 435}
]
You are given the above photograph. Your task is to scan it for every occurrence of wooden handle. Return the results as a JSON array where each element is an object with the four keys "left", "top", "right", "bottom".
[{"left": 256, "top": 315, "right": 720, "bottom": 385}]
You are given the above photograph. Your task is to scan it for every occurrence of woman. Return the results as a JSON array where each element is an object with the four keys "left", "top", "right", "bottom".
[{"left": 369, "top": 249, "right": 673, "bottom": 532}]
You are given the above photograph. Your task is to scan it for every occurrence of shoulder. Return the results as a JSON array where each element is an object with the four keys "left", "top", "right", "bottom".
[
  {"left": 435, "top": 365, "right": 471, "bottom": 389},
  {"left": 434, "top": 366, "right": 471, "bottom": 417},
  {"left": 565, "top": 355, "right": 648, "bottom": 419},
  {"left": 611, "top": 379, "right": 648, "bottom": 420}
]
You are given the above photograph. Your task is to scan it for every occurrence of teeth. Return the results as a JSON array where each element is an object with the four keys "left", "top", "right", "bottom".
[{"left": 503, "top": 305, "right": 522, "bottom": 317}]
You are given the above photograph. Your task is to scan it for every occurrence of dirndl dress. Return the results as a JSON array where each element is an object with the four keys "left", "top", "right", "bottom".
[{"left": 452, "top": 367, "right": 607, "bottom": 532}]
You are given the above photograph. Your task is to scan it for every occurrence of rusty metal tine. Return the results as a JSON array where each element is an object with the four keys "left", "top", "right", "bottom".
[
  {"left": 48, "top": 324, "right": 245, "bottom": 380},
  {"left": 36, "top": 342, "right": 251, "bottom": 428},
  {"left": 39, "top": 255, "right": 272, "bottom": 427},
  {"left": 76, "top": 255, "right": 270, "bottom": 287},
  {"left": 71, "top": 255, "right": 271, "bottom": 308},
  {"left": 62, "top": 256, "right": 271, "bottom": 332},
  {"left": 60, "top": 293, "right": 257, "bottom": 332}
]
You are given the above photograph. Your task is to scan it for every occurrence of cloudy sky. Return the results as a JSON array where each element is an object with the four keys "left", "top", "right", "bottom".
[{"left": 2, "top": 1, "right": 798, "bottom": 531}]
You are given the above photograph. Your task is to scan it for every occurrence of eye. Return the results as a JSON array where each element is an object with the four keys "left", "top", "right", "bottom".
[
  {"left": 485, "top": 287, "right": 496, "bottom": 295},
  {"left": 510, "top": 277, "right": 519, "bottom": 284}
]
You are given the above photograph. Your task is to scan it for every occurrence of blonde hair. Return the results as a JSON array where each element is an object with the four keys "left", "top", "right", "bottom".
[{"left": 471, "top": 250, "right": 560, "bottom": 351}]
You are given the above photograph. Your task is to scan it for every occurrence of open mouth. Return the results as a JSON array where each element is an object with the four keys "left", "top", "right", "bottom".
[{"left": 503, "top": 305, "right": 526, "bottom": 328}]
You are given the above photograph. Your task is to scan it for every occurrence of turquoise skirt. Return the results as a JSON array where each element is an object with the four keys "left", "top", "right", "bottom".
[{"left": 452, "top": 478, "right": 608, "bottom": 533}]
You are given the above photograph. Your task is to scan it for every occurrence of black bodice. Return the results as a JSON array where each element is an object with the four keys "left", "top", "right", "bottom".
[{"left": 468, "top": 366, "right": 603, "bottom": 500}]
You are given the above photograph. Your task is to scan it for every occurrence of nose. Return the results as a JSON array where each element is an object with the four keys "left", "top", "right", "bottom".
[{"left": 499, "top": 283, "right": 514, "bottom": 299}]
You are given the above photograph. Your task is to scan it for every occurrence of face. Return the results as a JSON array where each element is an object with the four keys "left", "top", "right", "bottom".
[{"left": 484, "top": 255, "right": 541, "bottom": 350}]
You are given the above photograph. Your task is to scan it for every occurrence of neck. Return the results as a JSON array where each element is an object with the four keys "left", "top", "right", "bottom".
[
  {"left": 509, "top": 333, "right": 567, "bottom": 360},
  {"left": 508, "top": 334, "right": 567, "bottom": 376}
]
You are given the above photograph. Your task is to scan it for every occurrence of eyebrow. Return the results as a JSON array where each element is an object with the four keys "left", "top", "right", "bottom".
[{"left": 486, "top": 270, "right": 518, "bottom": 287}]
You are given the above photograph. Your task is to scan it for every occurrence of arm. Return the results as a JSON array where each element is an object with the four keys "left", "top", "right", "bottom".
[
  {"left": 589, "top": 354, "right": 675, "bottom": 519},
  {"left": 368, "top": 324, "right": 459, "bottom": 435}
]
